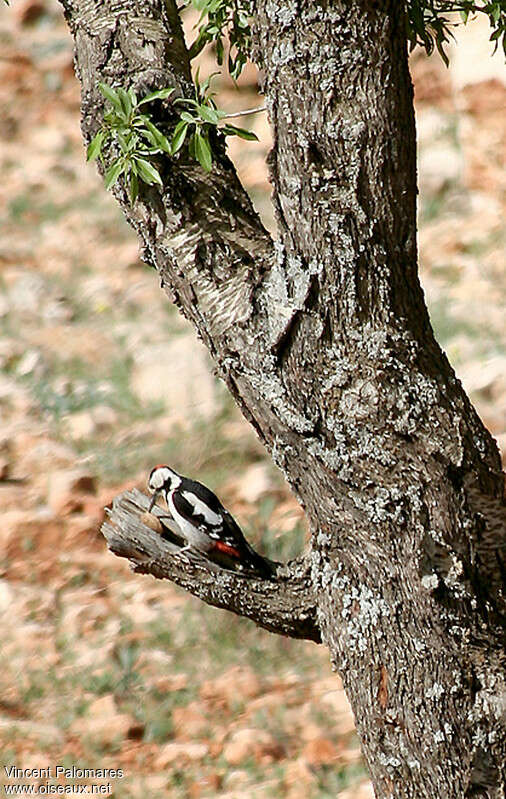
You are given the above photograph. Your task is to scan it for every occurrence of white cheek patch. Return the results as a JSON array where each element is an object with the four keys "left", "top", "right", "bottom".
[
  {"left": 149, "top": 467, "right": 172, "bottom": 491},
  {"left": 182, "top": 491, "right": 222, "bottom": 526}
]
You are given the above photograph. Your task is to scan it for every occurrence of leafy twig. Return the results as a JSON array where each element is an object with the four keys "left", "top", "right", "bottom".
[
  {"left": 405, "top": 0, "right": 506, "bottom": 64},
  {"left": 185, "top": 0, "right": 252, "bottom": 80},
  {"left": 87, "top": 77, "right": 259, "bottom": 200}
]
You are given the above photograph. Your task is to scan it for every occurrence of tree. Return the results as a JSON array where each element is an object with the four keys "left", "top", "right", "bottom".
[{"left": 60, "top": 1, "right": 506, "bottom": 796}]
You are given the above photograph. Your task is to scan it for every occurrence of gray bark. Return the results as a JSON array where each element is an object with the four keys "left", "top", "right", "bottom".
[{"left": 60, "top": 0, "right": 506, "bottom": 796}]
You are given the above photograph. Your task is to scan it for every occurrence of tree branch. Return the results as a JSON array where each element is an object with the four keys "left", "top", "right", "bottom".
[{"left": 101, "top": 489, "right": 322, "bottom": 643}]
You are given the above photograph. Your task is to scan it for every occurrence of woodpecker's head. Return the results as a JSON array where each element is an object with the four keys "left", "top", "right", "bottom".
[{"left": 147, "top": 465, "right": 181, "bottom": 511}]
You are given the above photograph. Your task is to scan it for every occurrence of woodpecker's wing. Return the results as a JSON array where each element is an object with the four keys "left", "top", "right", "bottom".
[
  {"left": 182, "top": 479, "right": 225, "bottom": 515},
  {"left": 172, "top": 488, "right": 225, "bottom": 539},
  {"left": 173, "top": 480, "right": 275, "bottom": 577},
  {"left": 219, "top": 508, "right": 251, "bottom": 545},
  {"left": 176, "top": 485, "right": 259, "bottom": 549}
]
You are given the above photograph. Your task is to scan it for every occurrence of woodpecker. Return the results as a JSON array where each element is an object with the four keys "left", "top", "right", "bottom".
[{"left": 147, "top": 465, "right": 275, "bottom": 577}]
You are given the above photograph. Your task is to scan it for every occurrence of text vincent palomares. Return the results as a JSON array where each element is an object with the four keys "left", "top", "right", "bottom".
[{"left": 4, "top": 767, "right": 124, "bottom": 780}]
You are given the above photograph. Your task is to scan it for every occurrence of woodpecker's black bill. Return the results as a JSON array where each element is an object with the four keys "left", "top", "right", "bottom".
[{"left": 148, "top": 491, "right": 159, "bottom": 513}]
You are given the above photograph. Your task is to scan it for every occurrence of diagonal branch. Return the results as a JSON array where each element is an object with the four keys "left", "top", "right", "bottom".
[{"left": 102, "top": 489, "right": 322, "bottom": 643}]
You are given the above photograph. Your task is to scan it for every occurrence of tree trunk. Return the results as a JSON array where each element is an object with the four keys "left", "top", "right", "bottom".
[{"left": 60, "top": 0, "right": 506, "bottom": 796}]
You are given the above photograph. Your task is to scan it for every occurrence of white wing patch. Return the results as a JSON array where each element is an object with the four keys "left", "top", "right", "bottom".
[{"left": 182, "top": 491, "right": 223, "bottom": 526}]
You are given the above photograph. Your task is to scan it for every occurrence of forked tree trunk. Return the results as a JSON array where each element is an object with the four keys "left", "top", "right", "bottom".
[{"left": 61, "top": 0, "right": 506, "bottom": 796}]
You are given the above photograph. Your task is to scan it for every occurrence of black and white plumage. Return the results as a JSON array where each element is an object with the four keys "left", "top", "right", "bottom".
[{"left": 147, "top": 465, "right": 274, "bottom": 577}]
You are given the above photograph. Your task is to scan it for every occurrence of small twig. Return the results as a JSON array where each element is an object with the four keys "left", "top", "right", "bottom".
[{"left": 221, "top": 105, "right": 266, "bottom": 119}]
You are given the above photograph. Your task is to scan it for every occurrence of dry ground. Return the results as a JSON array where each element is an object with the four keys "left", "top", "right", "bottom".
[{"left": 0, "top": 2, "right": 504, "bottom": 797}]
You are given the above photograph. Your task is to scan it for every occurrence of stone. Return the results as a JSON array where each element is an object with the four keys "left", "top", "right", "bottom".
[
  {"left": 0, "top": 719, "right": 63, "bottom": 745},
  {"left": 87, "top": 694, "right": 116, "bottom": 719},
  {"left": 1, "top": 510, "right": 60, "bottom": 567},
  {"left": 418, "top": 144, "right": 463, "bottom": 196},
  {"left": 71, "top": 694, "right": 133, "bottom": 745},
  {"left": 7, "top": 272, "right": 47, "bottom": 315},
  {"left": 496, "top": 433, "right": 506, "bottom": 466},
  {"left": 301, "top": 736, "right": 338, "bottom": 766},
  {"left": 338, "top": 782, "right": 375, "bottom": 799},
  {"left": 187, "top": 773, "right": 221, "bottom": 798},
  {"left": 222, "top": 770, "right": 251, "bottom": 790},
  {"left": 200, "top": 665, "right": 262, "bottom": 707},
  {"left": 152, "top": 673, "right": 187, "bottom": 693},
  {"left": 222, "top": 728, "right": 278, "bottom": 766},
  {"left": 172, "top": 701, "right": 208, "bottom": 738},
  {"left": 91, "top": 404, "right": 118, "bottom": 430},
  {"left": 0, "top": 436, "right": 12, "bottom": 480},
  {"left": 16, "top": 350, "right": 44, "bottom": 377},
  {"left": 154, "top": 742, "right": 209, "bottom": 768},
  {"left": 62, "top": 411, "right": 96, "bottom": 440},
  {"left": 283, "top": 758, "right": 316, "bottom": 788},
  {"left": 0, "top": 339, "right": 23, "bottom": 368},
  {"left": 47, "top": 469, "right": 96, "bottom": 515},
  {"left": 0, "top": 458, "right": 10, "bottom": 481}
]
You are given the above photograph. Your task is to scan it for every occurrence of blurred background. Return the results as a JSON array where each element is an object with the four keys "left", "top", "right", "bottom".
[{"left": 0, "top": 1, "right": 504, "bottom": 796}]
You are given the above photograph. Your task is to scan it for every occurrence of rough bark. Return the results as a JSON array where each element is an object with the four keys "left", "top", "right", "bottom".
[{"left": 60, "top": 0, "right": 506, "bottom": 796}]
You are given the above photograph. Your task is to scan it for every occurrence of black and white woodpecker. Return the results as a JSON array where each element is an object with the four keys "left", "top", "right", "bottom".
[{"left": 147, "top": 465, "right": 275, "bottom": 577}]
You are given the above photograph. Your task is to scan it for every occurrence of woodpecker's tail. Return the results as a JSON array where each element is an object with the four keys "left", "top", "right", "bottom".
[
  {"left": 210, "top": 542, "right": 277, "bottom": 578},
  {"left": 240, "top": 542, "right": 277, "bottom": 578}
]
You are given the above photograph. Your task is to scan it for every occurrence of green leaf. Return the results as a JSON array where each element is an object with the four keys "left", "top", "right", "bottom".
[
  {"left": 138, "top": 88, "right": 174, "bottom": 106},
  {"left": 435, "top": 35, "right": 449, "bottom": 67},
  {"left": 230, "top": 51, "right": 247, "bottom": 80},
  {"left": 216, "top": 36, "right": 224, "bottom": 64},
  {"left": 180, "top": 111, "right": 197, "bottom": 124},
  {"left": 171, "top": 121, "right": 189, "bottom": 154},
  {"left": 87, "top": 129, "right": 106, "bottom": 161},
  {"left": 116, "top": 131, "right": 131, "bottom": 153},
  {"left": 197, "top": 104, "right": 225, "bottom": 124},
  {"left": 128, "top": 87, "right": 138, "bottom": 108},
  {"left": 188, "top": 133, "right": 196, "bottom": 160},
  {"left": 188, "top": 31, "right": 209, "bottom": 60},
  {"left": 129, "top": 170, "right": 139, "bottom": 204},
  {"left": 139, "top": 130, "right": 160, "bottom": 149},
  {"left": 199, "top": 71, "right": 219, "bottom": 97},
  {"left": 193, "top": 65, "right": 202, "bottom": 92},
  {"left": 175, "top": 97, "right": 198, "bottom": 107},
  {"left": 98, "top": 83, "right": 124, "bottom": 114},
  {"left": 134, "top": 157, "right": 163, "bottom": 185},
  {"left": 104, "top": 159, "right": 125, "bottom": 190},
  {"left": 103, "top": 110, "right": 118, "bottom": 125},
  {"left": 117, "top": 87, "right": 133, "bottom": 119},
  {"left": 126, "top": 132, "right": 140, "bottom": 152},
  {"left": 143, "top": 120, "right": 172, "bottom": 153},
  {"left": 132, "top": 113, "right": 151, "bottom": 125},
  {"left": 222, "top": 124, "right": 258, "bottom": 141},
  {"left": 193, "top": 131, "right": 212, "bottom": 172},
  {"left": 191, "top": 0, "right": 211, "bottom": 11}
]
